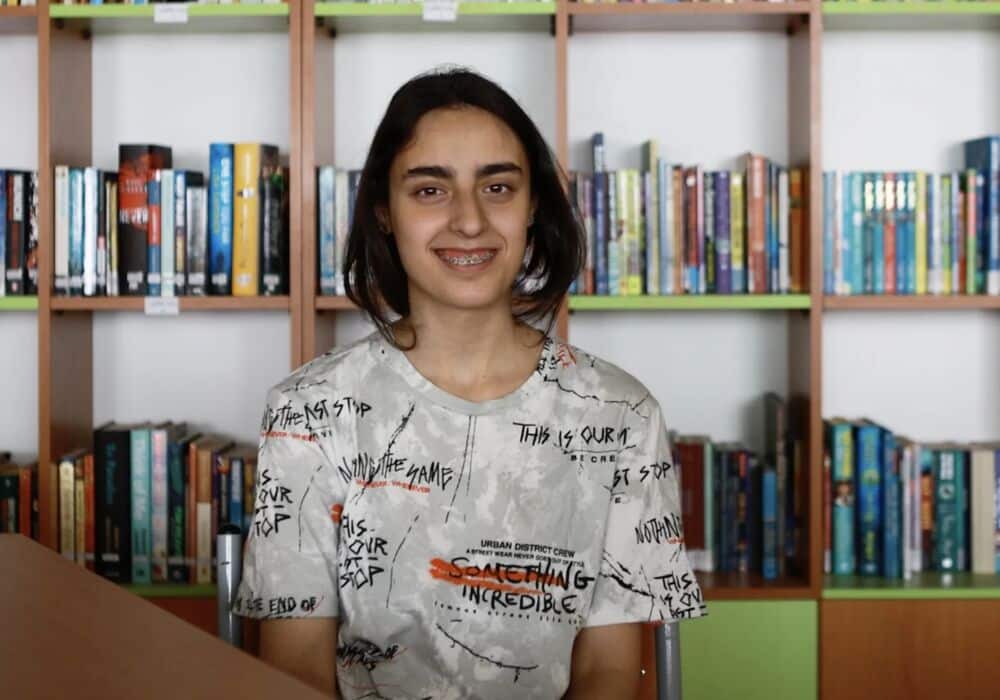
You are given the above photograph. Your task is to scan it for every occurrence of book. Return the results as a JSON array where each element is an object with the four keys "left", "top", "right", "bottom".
[{"left": 118, "top": 144, "right": 172, "bottom": 296}]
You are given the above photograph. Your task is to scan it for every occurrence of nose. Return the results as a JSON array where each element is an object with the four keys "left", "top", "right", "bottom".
[{"left": 449, "top": 188, "right": 486, "bottom": 238}]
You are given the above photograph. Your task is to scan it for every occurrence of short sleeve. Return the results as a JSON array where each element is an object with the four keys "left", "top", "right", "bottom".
[
  {"left": 232, "top": 385, "right": 344, "bottom": 620},
  {"left": 585, "top": 399, "right": 708, "bottom": 627}
]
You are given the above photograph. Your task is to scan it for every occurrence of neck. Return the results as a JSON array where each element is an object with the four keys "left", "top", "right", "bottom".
[{"left": 392, "top": 295, "right": 543, "bottom": 403}]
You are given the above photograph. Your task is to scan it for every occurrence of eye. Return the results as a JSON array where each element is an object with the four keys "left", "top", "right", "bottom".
[
  {"left": 484, "top": 183, "right": 513, "bottom": 195},
  {"left": 414, "top": 186, "right": 443, "bottom": 199}
]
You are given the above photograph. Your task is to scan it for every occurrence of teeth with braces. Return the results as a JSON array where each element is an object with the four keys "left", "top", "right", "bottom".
[{"left": 440, "top": 251, "right": 495, "bottom": 266}]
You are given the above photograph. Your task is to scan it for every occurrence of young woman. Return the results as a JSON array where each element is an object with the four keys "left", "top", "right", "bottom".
[{"left": 235, "top": 67, "right": 705, "bottom": 700}]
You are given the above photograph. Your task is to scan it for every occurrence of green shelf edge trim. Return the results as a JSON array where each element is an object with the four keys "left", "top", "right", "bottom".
[
  {"left": 49, "top": 4, "right": 290, "bottom": 20},
  {"left": 124, "top": 583, "right": 216, "bottom": 598},
  {"left": 0, "top": 297, "right": 38, "bottom": 311},
  {"left": 315, "top": 2, "right": 556, "bottom": 17},
  {"left": 568, "top": 294, "right": 812, "bottom": 310},
  {"left": 823, "top": 574, "right": 1000, "bottom": 599},
  {"left": 823, "top": 1, "right": 1000, "bottom": 16}
]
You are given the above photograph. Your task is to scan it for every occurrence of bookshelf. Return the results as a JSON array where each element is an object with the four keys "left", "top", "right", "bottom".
[{"left": 1, "top": 1, "right": 996, "bottom": 698}]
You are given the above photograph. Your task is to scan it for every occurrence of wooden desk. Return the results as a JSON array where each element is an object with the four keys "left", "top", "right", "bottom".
[{"left": 0, "top": 534, "right": 329, "bottom": 699}]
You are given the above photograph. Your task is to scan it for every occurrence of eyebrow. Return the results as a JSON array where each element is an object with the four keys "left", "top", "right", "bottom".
[{"left": 402, "top": 162, "right": 524, "bottom": 180}]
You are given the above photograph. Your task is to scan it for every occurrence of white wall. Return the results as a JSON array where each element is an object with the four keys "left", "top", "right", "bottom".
[
  {"left": 0, "top": 32, "right": 39, "bottom": 462},
  {"left": 89, "top": 32, "right": 293, "bottom": 445},
  {"left": 822, "top": 29, "right": 1000, "bottom": 442}
]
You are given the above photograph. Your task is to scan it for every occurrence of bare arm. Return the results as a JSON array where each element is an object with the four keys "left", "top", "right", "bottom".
[
  {"left": 260, "top": 617, "right": 340, "bottom": 698},
  {"left": 562, "top": 622, "right": 642, "bottom": 700}
]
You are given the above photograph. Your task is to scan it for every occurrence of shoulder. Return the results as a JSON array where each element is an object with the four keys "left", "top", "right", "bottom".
[
  {"left": 541, "top": 337, "right": 661, "bottom": 421},
  {"left": 266, "top": 331, "right": 381, "bottom": 406}
]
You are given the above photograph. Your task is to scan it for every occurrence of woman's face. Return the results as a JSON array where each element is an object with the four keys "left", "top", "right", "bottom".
[{"left": 383, "top": 105, "right": 535, "bottom": 316}]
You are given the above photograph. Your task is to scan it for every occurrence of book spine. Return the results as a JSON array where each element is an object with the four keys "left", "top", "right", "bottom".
[
  {"left": 831, "top": 422, "right": 855, "bottom": 575},
  {"left": 84, "top": 453, "right": 95, "bottom": 571},
  {"left": 823, "top": 446, "right": 832, "bottom": 574},
  {"left": 789, "top": 168, "right": 804, "bottom": 293},
  {"left": 196, "top": 446, "right": 213, "bottom": 584},
  {"left": 5, "top": 172, "right": 26, "bottom": 295},
  {"left": 747, "top": 156, "right": 766, "bottom": 293},
  {"left": 54, "top": 166, "right": 70, "bottom": 295},
  {"left": 151, "top": 428, "right": 168, "bottom": 582},
  {"left": 934, "top": 450, "right": 959, "bottom": 571},
  {"left": 233, "top": 143, "right": 261, "bottom": 296},
  {"left": 59, "top": 458, "right": 75, "bottom": 561},
  {"left": 762, "top": 464, "right": 778, "bottom": 580},
  {"left": 703, "top": 172, "right": 715, "bottom": 294},
  {"left": 334, "top": 170, "right": 350, "bottom": 296},
  {"left": 955, "top": 450, "right": 968, "bottom": 571},
  {"left": 147, "top": 171, "right": 162, "bottom": 297},
  {"left": 318, "top": 166, "right": 336, "bottom": 295},
  {"left": 730, "top": 173, "right": 745, "bottom": 294},
  {"left": 716, "top": 171, "right": 731, "bottom": 294},
  {"left": 856, "top": 425, "right": 882, "bottom": 576},
  {"left": 174, "top": 171, "right": 187, "bottom": 296},
  {"left": 74, "top": 458, "right": 85, "bottom": 566},
  {"left": 0, "top": 171, "right": 7, "bottom": 298},
  {"left": 951, "top": 174, "right": 961, "bottom": 295},
  {"left": 216, "top": 452, "right": 229, "bottom": 534},
  {"left": 883, "top": 173, "right": 896, "bottom": 294},
  {"left": 24, "top": 170, "right": 37, "bottom": 294},
  {"left": 107, "top": 176, "right": 119, "bottom": 296},
  {"left": 186, "top": 181, "right": 207, "bottom": 295},
  {"left": 131, "top": 429, "right": 152, "bottom": 584},
  {"left": 167, "top": 438, "right": 188, "bottom": 583},
  {"left": 209, "top": 143, "right": 234, "bottom": 295},
  {"left": 229, "top": 455, "right": 243, "bottom": 532},
  {"left": 882, "top": 431, "right": 901, "bottom": 578},
  {"left": 95, "top": 171, "right": 107, "bottom": 296},
  {"left": 915, "top": 172, "right": 928, "bottom": 294},
  {"left": 160, "top": 170, "right": 175, "bottom": 298},
  {"left": 68, "top": 169, "right": 85, "bottom": 296},
  {"left": 260, "top": 165, "right": 288, "bottom": 295},
  {"left": 242, "top": 455, "right": 256, "bottom": 537},
  {"left": 778, "top": 168, "right": 790, "bottom": 294}
]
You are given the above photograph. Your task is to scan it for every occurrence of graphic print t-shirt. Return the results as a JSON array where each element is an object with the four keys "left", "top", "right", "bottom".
[{"left": 234, "top": 331, "right": 706, "bottom": 699}]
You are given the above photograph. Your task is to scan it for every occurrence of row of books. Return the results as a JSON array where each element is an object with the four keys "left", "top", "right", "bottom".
[
  {"left": 676, "top": 392, "right": 807, "bottom": 580},
  {"left": 0, "top": 170, "right": 39, "bottom": 298},
  {"left": 58, "top": 423, "right": 257, "bottom": 586},
  {"left": 55, "top": 143, "right": 290, "bottom": 299},
  {"left": 824, "top": 420, "right": 1000, "bottom": 578},
  {"left": 50, "top": 1, "right": 286, "bottom": 5},
  {"left": 823, "top": 136, "right": 1000, "bottom": 296},
  {"left": 568, "top": 134, "right": 809, "bottom": 296},
  {"left": 317, "top": 166, "right": 360, "bottom": 296},
  {"left": 0, "top": 453, "right": 39, "bottom": 539},
  {"left": 0, "top": 0, "right": 35, "bottom": 6}
]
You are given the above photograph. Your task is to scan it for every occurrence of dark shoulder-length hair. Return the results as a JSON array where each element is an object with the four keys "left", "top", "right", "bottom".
[{"left": 343, "top": 66, "right": 585, "bottom": 349}]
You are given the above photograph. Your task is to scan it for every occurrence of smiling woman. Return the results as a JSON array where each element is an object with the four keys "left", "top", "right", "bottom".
[{"left": 233, "top": 67, "right": 706, "bottom": 700}]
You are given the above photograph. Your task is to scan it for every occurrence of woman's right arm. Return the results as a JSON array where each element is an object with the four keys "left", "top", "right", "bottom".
[{"left": 260, "top": 617, "right": 340, "bottom": 698}]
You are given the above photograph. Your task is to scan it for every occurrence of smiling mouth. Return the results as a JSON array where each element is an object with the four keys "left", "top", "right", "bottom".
[{"left": 434, "top": 249, "right": 498, "bottom": 267}]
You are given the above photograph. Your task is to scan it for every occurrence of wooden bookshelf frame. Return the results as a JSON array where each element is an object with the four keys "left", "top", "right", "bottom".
[{"left": 7, "top": 2, "right": 997, "bottom": 696}]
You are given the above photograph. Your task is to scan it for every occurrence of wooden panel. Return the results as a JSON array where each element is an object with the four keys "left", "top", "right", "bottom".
[
  {"left": 821, "top": 600, "right": 1000, "bottom": 700},
  {"left": 37, "top": 7, "right": 94, "bottom": 549}
]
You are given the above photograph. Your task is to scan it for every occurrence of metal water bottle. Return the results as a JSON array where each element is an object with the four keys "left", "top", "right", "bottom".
[{"left": 216, "top": 523, "right": 243, "bottom": 648}]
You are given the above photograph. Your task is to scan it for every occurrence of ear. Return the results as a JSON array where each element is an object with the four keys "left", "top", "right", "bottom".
[{"left": 375, "top": 205, "right": 392, "bottom": 235}]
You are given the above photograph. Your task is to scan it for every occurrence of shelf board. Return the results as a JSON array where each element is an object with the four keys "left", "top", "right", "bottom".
[
  {"left": 824, "top": 573, "right": 1000, "bottom": 600},
  {"left": 697, "top": 571, "right": 814, "bottom": 600},
  {"left": 824, "top": 294, "right": 1000, "bottom": 311},
  {"left": 0, "top": 296, "right": 38, "bottom": 311},
  {"left": 823, "top": 0, "right": 1000, "bottom": 29},
  {"left": 49, "top": 4, "right": 291, "bottom": 20},
  {"left": 314, "top": 0, "right": 555, "bottom": 32},
  {"left": 50, "top": 296, "right": 291, "bottom": 312},
  {"left": 568, "top": 294, "right": 812, "bottom": 311},
  {"left": 315, "top": 1, "right": 556, "bottom": 17},
  {"left": 823, "top": 1, "right": 1000, "bottom": 16},
  {"left": 569, "top": 0, "right": 812, "bottom": 32},
  {"left": 315, "top": 295, "right": 358, "bottom": 311},
  {"left": 49, "top": 2, "right": 291, "bottom": 34},
  {"left": 123, "top": 583, "right": 216, "bottom": 599},
  {"left": 0, "top": 6, "right": 37, "bottom": 19}
]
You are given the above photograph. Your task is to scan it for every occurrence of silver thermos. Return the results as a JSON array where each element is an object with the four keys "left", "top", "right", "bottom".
[
  {"left": 216, "top": 524, "right": 243, "bottom": 648},
  {"left": 655, "top": 622, "right": 682, "bottom": 700}
]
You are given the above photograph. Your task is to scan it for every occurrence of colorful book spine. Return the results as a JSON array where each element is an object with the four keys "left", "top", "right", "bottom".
[
  {"left": 318, "top": 166, "right": 336, "bottom": 295},
  {"left": 174, "top": 171, "right": 187, "bottom": 296},
  {"left": 82, "top": 167, "right": 98, "bottom": 296},
  {"left": 716, "top": 171, "right": 731, "bottom": 294},
  {"left": 830, "top": 421, "right": 855, "bottom": 575},
  {"left": 933, "top": 450, "right": 959, "bottom": 571},
  {"left": 762, "top": 464, "right": 778, "bottom": 580},
  {"left": 167, "top": 435, "right": 189, "bottom": 583},
  {"left": 915, "top": 172, "right": 928, "bottom": 294},
  {"left": 130, "top": 427, "right": 152, "bottom": 584},
  {"left": 856, "top": 423, "right": 882, "bottom": 576},
  {"left": 146, "top": 171, "right": 162, "bottom": 297},
  {"left": 334, "top": 169, "right": 350, "bottom": 296},
  {"left": 185, "top": 173, "right": 207, "bottom": 295},
  {"left": 150, "top": 426, "right": 169, "bottom": 582},
  {"left": 882, "top": 430, "right": 901, "bottom": 578},
  {"left": 54, "top": 166, "right": 70, "bottom": 294},
  {"left": 730, "top": 172, "right": 745, "bottom": 294},
  {"left": 160, "top": 169, "right": 175, "bottom": 298},
  {"left": 68, "top": 168, "right": 84, "bottom": 296},
  {"left": 208, "top": 143, "right": 234, "bottom": 295},
  {"left": 658, "top": 160, "right": 671, "bottom": 295},
  {"left": 963, "top": 136, "right": 998, "bottom": 295}
]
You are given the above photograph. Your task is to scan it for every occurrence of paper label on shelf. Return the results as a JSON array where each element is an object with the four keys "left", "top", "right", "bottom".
[
  {"left": 423, "top": 0, "right": 458, "bottom": 22},
  {"left": 144, "top": 297, "right": 180, "bottom": 316},
  {"left": 154, "top": 5, "right": 189, "bottom": 24}
]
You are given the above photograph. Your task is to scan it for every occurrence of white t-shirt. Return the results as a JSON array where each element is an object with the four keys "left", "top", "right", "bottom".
[{"left": 234, "top": 330, "right": 706, "bottom": 699}]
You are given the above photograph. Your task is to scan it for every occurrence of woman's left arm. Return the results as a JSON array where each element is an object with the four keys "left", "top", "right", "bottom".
[{"left": 563, "top": 622, "right": 643, "bottom": 700}]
